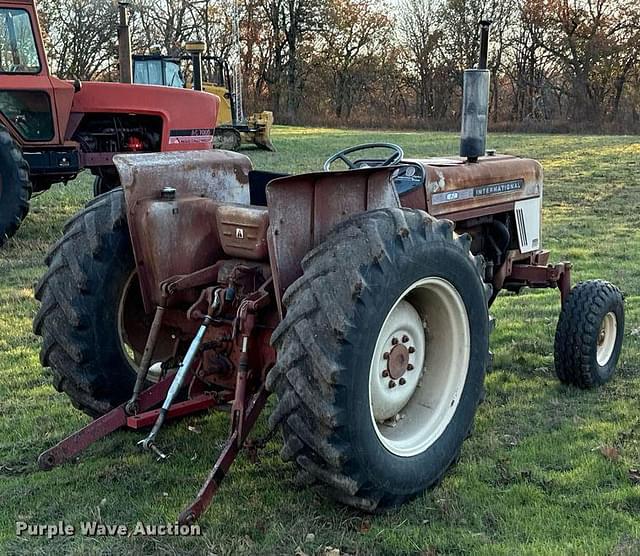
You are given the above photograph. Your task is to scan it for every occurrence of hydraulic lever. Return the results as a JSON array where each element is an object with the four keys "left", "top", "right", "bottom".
[{"left": 138, "top": 288, "right": 223, "bottom": 458}]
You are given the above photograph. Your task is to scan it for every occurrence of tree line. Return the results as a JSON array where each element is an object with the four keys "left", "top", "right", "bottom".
[{"left": 38, "top": 0, "right": 640, "bottom": 132}]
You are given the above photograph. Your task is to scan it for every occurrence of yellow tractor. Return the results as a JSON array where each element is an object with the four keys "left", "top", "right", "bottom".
[{"left": 132, "top": 42, "right": 275, "bottom": 152}]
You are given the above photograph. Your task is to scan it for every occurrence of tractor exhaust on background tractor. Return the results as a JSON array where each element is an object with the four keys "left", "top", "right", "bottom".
[
  {"left": 34, "top": 21, "right": 625, "bottom": 525},
  {"left": 117, "top": 1, "right": 132, "bottom": 84}
]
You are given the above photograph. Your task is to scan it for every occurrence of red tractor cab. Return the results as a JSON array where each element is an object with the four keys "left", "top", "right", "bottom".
[{"left": 0, "top": 0, "right": 219, "bottom": 245}]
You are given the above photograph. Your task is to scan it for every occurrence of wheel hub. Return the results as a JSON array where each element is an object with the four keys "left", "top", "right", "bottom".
[
  {"left": 387, "top": 343, "right": 411, "bottom": 379},
  {"left": 370, "top": 301, "right": 424, "bottom": 423}
]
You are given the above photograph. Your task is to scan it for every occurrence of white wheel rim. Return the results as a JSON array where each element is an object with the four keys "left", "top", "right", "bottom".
[
  {"left": 368, "top": 277, "right": 471, "bottom": 457},
  {"left": 597, "top": 311, "right": 617, "bottom": 366}
]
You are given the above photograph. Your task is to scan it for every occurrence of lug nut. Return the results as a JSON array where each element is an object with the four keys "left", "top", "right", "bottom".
[
  {"left": 402, "top": 335, "right": 409, "bottom": 343},
  {"left": 389, "top": 381, "right": 396, "bottom": 388},
  {"left": 399, "top": 378, "right": 406, "bottom": 385},
  {"left": 391, "top": 337, "right": 399, "bottom": 345},
  {"left": 407, "top": 364, "right": 414, "bottom": 371},
  {"left": 382, "top": 370, "right": 389, "bottom": 377},
  {"left": 383, "top": 352, "right": 390, "bottom": 360},
  {"left": 408, "top": 346, "right": 415, "bottom": 354}
]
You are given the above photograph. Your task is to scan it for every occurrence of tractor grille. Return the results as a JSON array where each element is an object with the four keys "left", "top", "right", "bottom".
[{"left": 515, "top": 206, "right": 528, "bottom": 247}]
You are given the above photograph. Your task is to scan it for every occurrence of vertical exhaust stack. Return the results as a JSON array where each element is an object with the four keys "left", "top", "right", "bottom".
[
  {"left": 185, "top": 41, "right": 207, "bottom": 92},
  {"left": 460, "top": 20, "right": 492, "bottom": 163},
  {"left": 118, "top": 1, "right": 132, "bottom": 84}
]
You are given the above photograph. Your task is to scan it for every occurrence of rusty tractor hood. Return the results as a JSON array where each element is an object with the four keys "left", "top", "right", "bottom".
[{"left": 414, "top": 154, "right": 543, "bottom": 220}]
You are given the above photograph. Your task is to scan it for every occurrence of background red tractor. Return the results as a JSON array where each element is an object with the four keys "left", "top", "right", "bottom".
[{"left": 0, "top": 0, "right": 219, "bottom": 246}]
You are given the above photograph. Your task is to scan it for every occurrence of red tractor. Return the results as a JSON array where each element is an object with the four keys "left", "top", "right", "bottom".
[
  {"left": 34, "top": 23, "right": 625, "bottom": 524},
  {"left": 0, "top": 0, "right": 218, "bottom": 246}
]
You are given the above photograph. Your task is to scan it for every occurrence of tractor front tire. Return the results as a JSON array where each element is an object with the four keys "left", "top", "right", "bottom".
[
  {"left": 33, "top": 189, "right": 139, "bottom": 417},
  {"left": 267, "top": 208, "right": 490, "bottom": 510},
  {"left": 0, "top": 124, "right": 32, "bottom": 246},
  {"left": 554, "top": 280, "right": 624, "bottom": 388}
]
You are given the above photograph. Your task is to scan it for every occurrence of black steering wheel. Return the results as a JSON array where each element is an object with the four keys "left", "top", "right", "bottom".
[{"left": 323, "top": 143, "right": 405, "bottom": 172}]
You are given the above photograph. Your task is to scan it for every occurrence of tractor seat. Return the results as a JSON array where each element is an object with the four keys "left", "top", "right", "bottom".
[{"left": 249, "top": 170, "right": 290, "bottom": 206}]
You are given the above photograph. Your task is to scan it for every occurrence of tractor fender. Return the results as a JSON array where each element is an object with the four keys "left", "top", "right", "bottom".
[
  {"left": 113, "top": 150, "right": 252, "bottom": 312},
  {"left": 114, "top": 151, "right": 399, "bottom": 316},
  {"left": 266, "top": 166, "right": 401, "bottom": 317}
]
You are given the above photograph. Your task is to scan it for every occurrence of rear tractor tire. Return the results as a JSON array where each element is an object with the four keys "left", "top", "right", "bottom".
[
  {"left": 266, "top": 208, "right": 491, "bottom": 510},
  {"left": 0, "top": 124, "right": 32, "bottom": 246},
  {"left": 33, "top": 189, "right": 146, "bottom": 417},
  {"left": 554, "top": 280, "right": 624, "bottom": 388}
]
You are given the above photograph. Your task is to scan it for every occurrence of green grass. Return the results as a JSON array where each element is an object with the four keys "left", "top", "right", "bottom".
[{"left": 1, "top": 127, "right": 640, "bottom": 555}]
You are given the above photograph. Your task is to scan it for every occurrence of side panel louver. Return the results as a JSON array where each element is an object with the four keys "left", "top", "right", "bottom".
[{"left": 514, "top": 197, "right": 541, "bottom": 253}]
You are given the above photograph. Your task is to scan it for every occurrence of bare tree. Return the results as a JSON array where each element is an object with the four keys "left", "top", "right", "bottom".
[
  {"left": 33, "top": 0, "right": 640, "bottom": 130},
  {"left": 531, "top": 0, "right": 640, "bottom": 122},
  {"left": 397, "top": 0, "right": 447, "bottom": 119},
  {"left": 315, "top": 0, "right": 392, "bottom": 120},
  {"left": 135, "top": 0, "right": 196, "bottom": 55},
  {"left": 39, "top": 0, "right": 118, "bottom": 79}
]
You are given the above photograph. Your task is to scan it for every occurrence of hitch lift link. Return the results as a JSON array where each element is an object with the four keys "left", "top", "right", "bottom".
[{"left": 38, "top": 279, "right": 272, "bottom": 525}]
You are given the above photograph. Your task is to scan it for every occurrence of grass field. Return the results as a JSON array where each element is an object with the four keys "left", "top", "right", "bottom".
[{"left": 1, "top": 127, "right": 639, "bottom": 555}]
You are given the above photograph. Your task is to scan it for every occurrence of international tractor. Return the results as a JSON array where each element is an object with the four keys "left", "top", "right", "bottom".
[
  {"left": 0, "top": 0, "right": 219, "bottom": 246},
  {"left": 34, "top": 23, "right": 624, "bottom": 524}
]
